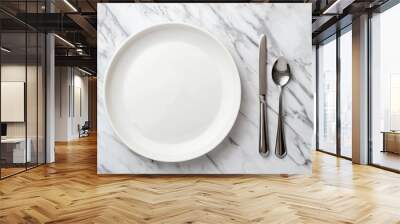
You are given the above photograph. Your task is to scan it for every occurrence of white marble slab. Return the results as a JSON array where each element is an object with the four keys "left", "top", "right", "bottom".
[{"left": 97, "top": 3, "right": 313, "bottom": 174}]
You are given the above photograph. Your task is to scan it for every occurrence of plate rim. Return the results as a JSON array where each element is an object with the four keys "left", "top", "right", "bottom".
[{"left": 103, "top": 22, "right": 241, "bottom": 162}]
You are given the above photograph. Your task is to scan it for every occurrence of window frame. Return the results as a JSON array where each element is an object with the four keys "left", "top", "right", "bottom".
[{"left": 315, "top": 24, "right": 353, "bottom": 161}]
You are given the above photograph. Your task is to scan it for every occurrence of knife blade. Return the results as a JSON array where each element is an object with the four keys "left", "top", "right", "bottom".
[
  {"left": 258, "top": 34, "right": 269, "bottom": 157},
  {"left": 259, "top": 34, "right": 267, "bottom": 96}
]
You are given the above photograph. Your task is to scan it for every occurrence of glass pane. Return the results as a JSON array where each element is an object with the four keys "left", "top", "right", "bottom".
[
  {"left": 318, "top": 37, "right": 337, "bottom": 154},
  {"left": 38, "top": 32, "right": 45, "bottom": 165},
  {"left": 0, "top": 0, "right": 46, "bottom": 178},
  {"left": 371, "top": 4, "right": 400, "bottom": 171},
  {"left": 1, "top": 31, "right": 27, "bottom": 178},
  {"left": 27, "top": 31, "right": 38, "bottom": 169},
  {"left": 340, "top": 29, "right": 352, "bottom": 158}
]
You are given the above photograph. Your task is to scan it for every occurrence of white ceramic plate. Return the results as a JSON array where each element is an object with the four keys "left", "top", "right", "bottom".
[{"left": 104, "top": 23, "right": 241, "bottom": 162}]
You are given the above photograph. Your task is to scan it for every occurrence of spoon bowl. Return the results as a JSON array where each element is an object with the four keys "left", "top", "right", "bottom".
[
  {"left": 272, "top": 57, "right": 292, "bottom": 159},
  {"left": 272, "top": 57, "right": 292, "bottom": 87}
]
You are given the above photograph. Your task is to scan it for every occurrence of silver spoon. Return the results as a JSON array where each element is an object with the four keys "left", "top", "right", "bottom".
[{"left": 272, "top": 57, "right": 292, "bottom": 159}]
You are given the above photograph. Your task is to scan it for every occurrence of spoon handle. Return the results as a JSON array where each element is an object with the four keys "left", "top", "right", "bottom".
[
  {"left": 275, "top": 90, "right": 287, "bottom": 158},
  {"left": 259, "top": 95, "right": 270, "bottom": 157}
]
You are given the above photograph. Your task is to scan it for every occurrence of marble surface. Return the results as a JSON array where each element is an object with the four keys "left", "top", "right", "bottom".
[{"left": 97, "top": 3, "right": 313, "bottom": 174}]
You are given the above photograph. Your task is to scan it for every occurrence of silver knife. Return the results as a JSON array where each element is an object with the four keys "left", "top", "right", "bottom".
[{"left": 259, "top": 34, "right": 269, "bottom": 157}]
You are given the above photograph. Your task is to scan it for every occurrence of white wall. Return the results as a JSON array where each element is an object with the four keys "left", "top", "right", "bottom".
[
  {"left": 73, "top": 73, "right": 89, "bottom": 137},
  {"left": 55, "top": 66, "right": 69, "bottom": 141},
  {"left": 46, "top": 7, "right": 56, "bottom": 163},
  {"left": 55, "top": 67, "right": 89, "bottom": 141},
  {"left": 1, "top": 65, "right": 27, "bottom": 141},
  {"left": 1, "top": 65, "right": 41, "bottom": 137}
]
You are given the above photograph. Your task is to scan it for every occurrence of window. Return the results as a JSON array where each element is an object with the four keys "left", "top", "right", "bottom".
[
  {"left": 316, "top": 25, "right": 353, "bottom": 159},
  {"left": 390, "top": 74, "right": 400, "bottom": 130},
  {"left": 370, "top": 2, "right": 400, "bottom": 171},
  {"left": 340, "top": 29, "right": 352, "bottom": 158},
  {"left": 318, "top": 37, "right": 337, "bottom": 154}
]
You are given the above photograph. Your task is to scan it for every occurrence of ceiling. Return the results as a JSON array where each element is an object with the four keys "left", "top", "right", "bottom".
[{"left": 0, "top": 0, "right": 392, "bottom": 75}]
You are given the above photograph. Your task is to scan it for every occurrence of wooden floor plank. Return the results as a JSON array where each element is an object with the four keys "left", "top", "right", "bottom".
[{"left": 0, "top": 135, "right": 400, "bottom": 223}]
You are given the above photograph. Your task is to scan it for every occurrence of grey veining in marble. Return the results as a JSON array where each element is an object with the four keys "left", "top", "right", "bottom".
[{"left": 97, "top": 3, "right": 313, "bottom": 174}]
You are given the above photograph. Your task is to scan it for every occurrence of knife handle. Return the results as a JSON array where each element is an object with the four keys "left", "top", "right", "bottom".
[{"left": 259, "top": 95, "right": 269, "bottom": 157}]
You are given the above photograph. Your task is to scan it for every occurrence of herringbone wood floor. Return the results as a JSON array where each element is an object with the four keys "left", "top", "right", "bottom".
[{"left": 1, "top": 135, "right": 400, "bottom": 224}]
